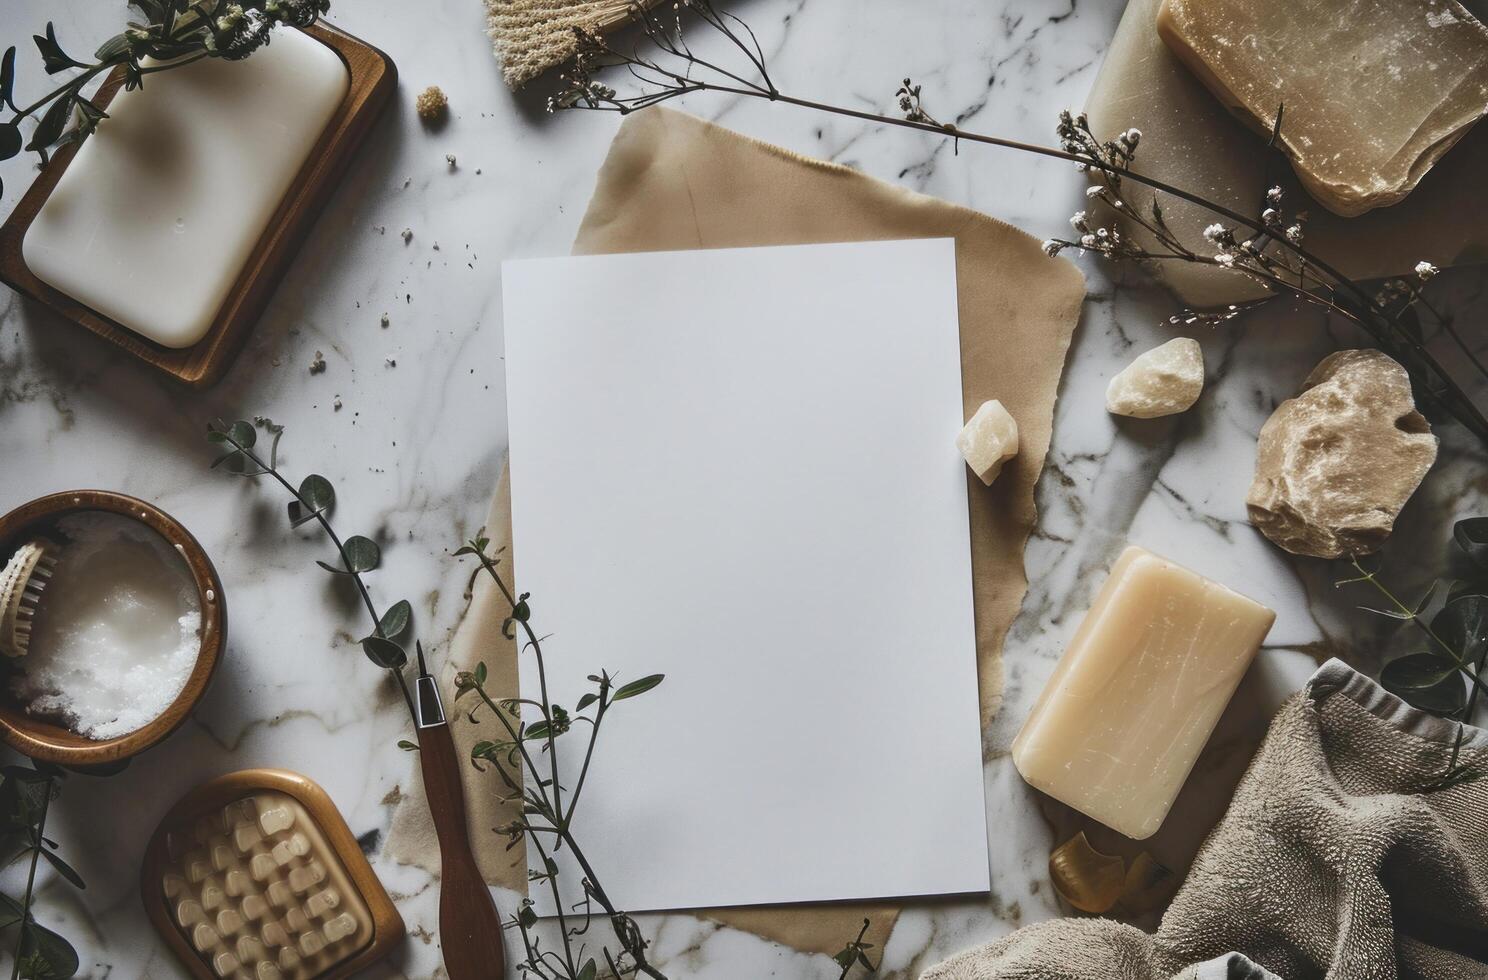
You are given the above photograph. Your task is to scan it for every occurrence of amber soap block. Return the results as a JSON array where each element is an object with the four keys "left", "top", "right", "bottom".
[
  {"left": 1157, "top": 0, "right": 1488, "bottom": 217},
  {"left": 1012, "top": 547, "right": 1274, "bottom": 840}
]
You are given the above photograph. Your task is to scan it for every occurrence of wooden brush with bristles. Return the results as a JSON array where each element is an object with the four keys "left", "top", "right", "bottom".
[{"left": 1, "top": 541, "right": 57, "bottom": 658}]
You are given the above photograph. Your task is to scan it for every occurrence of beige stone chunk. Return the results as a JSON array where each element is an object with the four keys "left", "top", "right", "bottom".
[
  {"left": 1106, "top": 338, "right": 1204, "bottom": 418},
  {"left": 1157, "top": 0, "right": 1488, "bottom": 217},
  {"left": 1246, "top": 350, "right": 1438, "bottom": 558},
  {"left": 956, "top": 399, "right": 1020, "bottom": 485}
]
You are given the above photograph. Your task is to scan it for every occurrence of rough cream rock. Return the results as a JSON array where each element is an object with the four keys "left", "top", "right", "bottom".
[
  {"left": 1157, "top": 0, "right": 1488, "bottom": 217},
  {"left": 1105, "top": 338, "right": 1204, "bottom": 419},
  {"left": 1247, "top": 350, "right": 1438, "bottom": 559},
  {"left": 957, "top": 400, "right": 1019, "bottom": 485}
]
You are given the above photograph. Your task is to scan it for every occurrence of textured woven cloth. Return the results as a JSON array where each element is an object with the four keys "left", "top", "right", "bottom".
[
  {"left": 925, "top": 660, "right": 1488, "bottom": 980},
  {"left": 485, "top": 0, "right": 661, "bottom": 89}
]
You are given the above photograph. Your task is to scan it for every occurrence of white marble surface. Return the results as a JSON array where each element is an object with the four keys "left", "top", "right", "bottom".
[{"left": 1, "top": 1, "right": 1486, "bottom": 977}]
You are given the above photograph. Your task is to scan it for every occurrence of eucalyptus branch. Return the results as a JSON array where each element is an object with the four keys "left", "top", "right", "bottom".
[
  {"left": 0, "top": 0, "right": 331, "bottom": 198},
  {"left": 1337, "top": 527, "right": 1488, "bottom": 791},
  {"left": 205, "top": 418, "right": 418, "bottom": 722},
  {"left": 549, "top": 0, "right": 1488, "bottom": 446},
  {"left": 0, "top": 766, "right": 84, "bottom": 980}
]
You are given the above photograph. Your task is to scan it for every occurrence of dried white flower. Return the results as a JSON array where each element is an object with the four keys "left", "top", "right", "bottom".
[
  {"left": 1414, "top": 261, "right": 1439, "bottom": 280},
  {"left": 1202, "top": 223, "right": 1227, "bottom": 242},
  {"left": 1214, "top": 253, "right": 1236, "bottom": 267},
  {"left": 1266, "top": 186, "right": 1283, "bottom": 204},
  {"left": 1070, "top": 210, "right": 1088, "bottom": 230}
]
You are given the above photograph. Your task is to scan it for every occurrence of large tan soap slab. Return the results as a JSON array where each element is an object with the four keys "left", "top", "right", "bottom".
[
  {"left": 1084, "top": 0, "right": 1488, "bottom": 308},
  {"left": 1012, "top": 547, "right": 1274, "bottom": 840},
  {"left": 1156, "top": 0, "right": 1488, "bottom": 217}
]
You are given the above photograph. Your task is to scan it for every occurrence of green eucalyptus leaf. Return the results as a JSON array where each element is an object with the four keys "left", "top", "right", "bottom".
[
  {"left": 1433, "top": 594, "right": 1488, "bottom": 664},
  {"left": 1399, "top": 671, "right": 1467, "bottom": 715},
  {"left": 34, "top": 23, "right": 84, "bottom": 74},
  {"left": 397, "top": 739, "right": 419, "bottom": 752},
  {"left": 1381, "top": 652, "right": 1459, "bottom": 692},
  {"left": 227, "top": 420, "right": 256, "bottom": 449},
  {"left": 18, "top": 919, "right": 81, "bottom": 979},
  {"left": 299, "top": 474, "right": 334, "bottom": 511},
  {"left": 612, "top": 673, "right": 664, "bottom": 701},
  {"left": 474, "top": 662, "right": 487, "bottom": 685},
  {"left": 94, "top": 33, "right": 131, "bottom": 62},
  {"left": 379, "top": 600, "right": 412, "bottom": 639},
  {"left": 361, "top": 635, "right": 406, "bottom": 670},
  {"left": 577, "top": 960, "right": 597, "bottom": 980},
  {"left": 1454, "top": 518, "right": 1488, "bottom": 570},
  {"left": 524, "top": 720, "right": 551, "bottom": 741},
  {"left": 0, "top": 122, "right": 21, "bottom": 162},
  {"left": 39, "top": 847, "right": 85, "bottom": 889},
  {"left": 576, "top": 692, "right": 599, "bottom": 711},
  {"left": 288, "top": 474, "right": 334, "bottom": 527},
  {"left": 26, "top": 93, "right": 74, "bottom": 157},
  {"left": 342, "top": 536, "right": 380, "bottom": 573},
  {"left": 0, "top": 47, "right": 16, "bottom": 112}
]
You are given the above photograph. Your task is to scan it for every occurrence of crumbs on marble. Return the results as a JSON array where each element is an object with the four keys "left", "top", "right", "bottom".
[
  {"left": 309, "top": 350, "right": 326, "bottom": 375},
  {"left": 334, "top": 396, "right": 343, "bottom": 411},
  {"left": 372, "top": 225, "right": 385, "bottom": 235},
  {"left": 401, "top": 228, "right": 412, "bottom": 244},
  {"left": 445, "top": 153, "right": 457, "bottom": 169},
  {"left": 380, "top": 313, "right": 390, "bottom": 328},
  {"left": 385, "top": 356, "right": 396, "bottom": 368}
]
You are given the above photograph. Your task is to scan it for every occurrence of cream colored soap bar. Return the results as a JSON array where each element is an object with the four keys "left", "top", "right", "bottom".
[
  {"left": 23, "top": 29, "right": 349, "bottom": 349},
  {"left": 1157, "top": 0, "right": 1488, "bottom": 217},
  {"left": 1012, "top": 546, "right": 1274, "bottom": 840}
]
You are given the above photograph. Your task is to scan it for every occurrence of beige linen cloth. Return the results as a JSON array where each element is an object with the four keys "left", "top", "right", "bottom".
[
  {"left": 925, "top": 659, "right": 1488, "bottom": 980},
  {"left": 386, "top": 107, "right": 1085, "bottom": 957}
]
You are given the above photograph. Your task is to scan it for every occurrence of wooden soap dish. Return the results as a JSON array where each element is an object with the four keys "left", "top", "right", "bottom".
[{"left": 0, "top": 23, "right": 396, "bottom": 388}]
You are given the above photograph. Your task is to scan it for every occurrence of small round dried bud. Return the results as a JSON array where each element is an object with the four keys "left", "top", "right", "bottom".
[
  {"left": 416, "top": 85, "right": 449, "bottom": 123},
  {"left": 1414, "top": 260, "right": 1439, "bottom": 281},
  {"left": 1266, "top": 185, "right": 1283, "bottom": 204},
  {"left": 1041, "top": 239, "right": 1063, "bottom": 258},
  {"left": 1070, "top": 210, "right": 1089, "bottom": 232}
]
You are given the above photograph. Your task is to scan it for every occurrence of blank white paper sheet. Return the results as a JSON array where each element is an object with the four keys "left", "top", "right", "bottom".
[{"left": 501, "top": 239, "right": 990, "bottom": 914}]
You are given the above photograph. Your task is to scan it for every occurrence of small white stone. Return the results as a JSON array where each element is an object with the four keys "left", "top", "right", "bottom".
[
  {"left": 956, "top": 399, "right": 1019, "bottom": 486},
  {"left": 1105, "top": 338, "right": 1204, "bottom": 419}
]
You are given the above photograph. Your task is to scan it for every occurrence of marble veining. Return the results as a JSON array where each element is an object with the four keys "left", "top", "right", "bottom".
[{"left": 2, "top": 0, "right": 1487, "bottom": 977}]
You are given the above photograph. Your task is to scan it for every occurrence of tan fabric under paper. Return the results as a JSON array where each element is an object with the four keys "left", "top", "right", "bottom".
[{"left": 385, "top": 106, "right": 1086, "bottom": 958}]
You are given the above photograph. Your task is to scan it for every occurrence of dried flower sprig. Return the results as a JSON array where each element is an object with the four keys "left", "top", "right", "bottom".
[
  {"left": 549, "top": 0, "right": 1488, "bottom": 446},
  {"left": 0, "top": 0, "right": 331, "bottom": 195}
]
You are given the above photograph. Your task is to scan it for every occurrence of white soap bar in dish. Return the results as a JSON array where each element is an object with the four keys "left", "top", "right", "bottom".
[
  {"left": 22, "top": 29, "right": 349, "bottom": 349},
  {"left": 1012, "top": 546, "right": 1274, "bottom": 839}
]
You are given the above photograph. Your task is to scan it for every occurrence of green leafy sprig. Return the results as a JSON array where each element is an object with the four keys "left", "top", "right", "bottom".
[
  {"left": 0, "top": 0, "right": 331, "bottom": 196},
  {"left": 1339, "top": 518, "right": 1488, "bottom": 790},
  {"left": 206, "top": 418, "right": 418, "bottom": 719},
  {"left": 0, "top": 765, "right": 83, "bottom": 980},
  {"left": 451, "top": 536, "right": 669, "bottom": 980}
]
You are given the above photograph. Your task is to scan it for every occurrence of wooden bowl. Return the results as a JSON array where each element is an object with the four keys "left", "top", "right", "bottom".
[{"left": 0, "top": 490, "right": 225, "bottom": 766}]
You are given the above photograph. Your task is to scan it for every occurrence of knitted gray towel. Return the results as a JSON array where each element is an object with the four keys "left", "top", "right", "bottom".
[{"left": 925, "top": 660, "right": 1488, "bottom": 980}]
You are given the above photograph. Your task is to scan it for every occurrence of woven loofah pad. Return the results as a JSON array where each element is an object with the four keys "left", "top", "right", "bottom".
[{"left": 486, "top": 0, "right": 663, "bottom": 89}]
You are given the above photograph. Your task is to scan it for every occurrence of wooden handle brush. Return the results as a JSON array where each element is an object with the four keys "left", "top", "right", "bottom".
[{"left": 0, "top": 541, "right": 56, "bottom": 659}]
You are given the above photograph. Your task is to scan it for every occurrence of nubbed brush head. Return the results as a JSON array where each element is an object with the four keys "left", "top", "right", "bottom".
[{"left": 0, "top": 540, "right": 57, "bottom": 658}]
